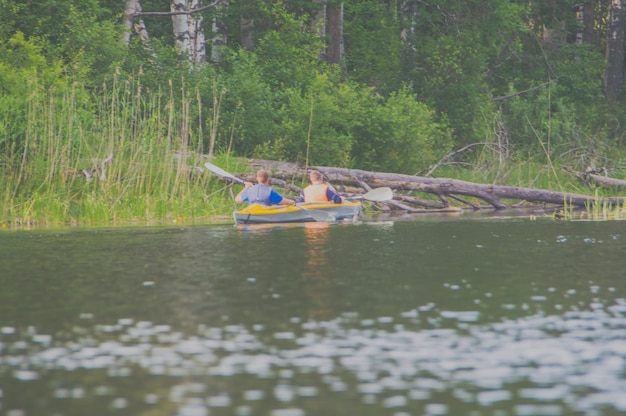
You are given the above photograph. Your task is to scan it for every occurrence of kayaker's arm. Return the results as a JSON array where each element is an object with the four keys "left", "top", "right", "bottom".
[
  {"left": 278, "top": 196, "right": 296, "bottom": 205},
  {"left": 234, "top": 182, "right": 254, "bottom": 203},
  {"left": 326, "top": 188, "right": 343, "bottom": 204}
]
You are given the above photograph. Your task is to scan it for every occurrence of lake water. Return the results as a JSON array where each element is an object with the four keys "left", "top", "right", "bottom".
[{"left": 1, "top": 214, "right": 626, "bottom": 416}]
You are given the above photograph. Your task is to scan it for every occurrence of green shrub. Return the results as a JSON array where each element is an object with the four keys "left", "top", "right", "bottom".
[{"left": 351, "top": 87, "right": 453, "bottom": 174}]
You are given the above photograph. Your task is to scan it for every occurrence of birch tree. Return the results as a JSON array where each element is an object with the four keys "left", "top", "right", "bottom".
[
  {"left": 122, "top": 0, "right": 157, "bottom": 62},
  {"left": 171, "top": 0, "right": 207, "bottom": 63},
  {"left": 192, "top": 0, "right": 207, "bottom": 63},
  {"left": 122, "top": 0, "right": 141, "bottom": 45},
  {"left": 171, "top": 0, "right": 191, "bottom": 60}
]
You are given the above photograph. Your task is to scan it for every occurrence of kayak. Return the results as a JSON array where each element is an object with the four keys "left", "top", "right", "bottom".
[{"left": 233, "top": 201, "right": 362, "bottom": 224}]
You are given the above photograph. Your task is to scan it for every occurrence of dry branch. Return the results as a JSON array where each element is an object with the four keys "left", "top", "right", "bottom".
[{"left": 65, "top": 154, "right": 114, "bottom": 181}]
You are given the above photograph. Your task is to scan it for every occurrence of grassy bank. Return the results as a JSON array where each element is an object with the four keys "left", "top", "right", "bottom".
[
  {"left": 0, "top": 76, "right": 245, "bottom": 228},
  {"left": 2, "top": 78, "right": 625, "bottom": 229}
]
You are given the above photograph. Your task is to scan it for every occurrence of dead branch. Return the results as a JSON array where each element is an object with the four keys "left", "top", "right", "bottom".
[{"left": 65, "top": 154, "right": 114, "bottom": 181}]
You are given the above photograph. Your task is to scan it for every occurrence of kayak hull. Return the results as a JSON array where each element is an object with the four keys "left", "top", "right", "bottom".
[{"left": 233, "top": 201, "right": 362, "bottom": 224}]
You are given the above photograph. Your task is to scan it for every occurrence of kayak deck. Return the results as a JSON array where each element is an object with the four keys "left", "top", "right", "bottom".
[{"left": 233, "top": 201, "right": 362, "bottom": 224}]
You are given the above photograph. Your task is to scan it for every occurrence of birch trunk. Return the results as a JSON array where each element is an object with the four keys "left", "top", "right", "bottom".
[
  {"left": 122, "top": 0, "right": 159, "bottom": 65},
  {"left": 605, "top": 0, "right": 625, "bottom": 101},
  {"left": 122, "top": 0, "right": 151, "bottom": 46},
  {"left": 189, "top": 0, "right": 206, "bottom": 63},
  {"left": 171, "top": 0, "right": 193, "bottom": 60},
  {"left": 122, "top": 0, "right": 139, "bottom": 45},
  {"left": 170, "top": 0, "right": 208, "bottom": 63}
]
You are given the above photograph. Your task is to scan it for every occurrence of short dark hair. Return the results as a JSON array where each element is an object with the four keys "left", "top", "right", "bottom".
[
  {"left": 309, "top": 170, "right": 324, "bottom": 182},
  {"left": 256, "top": 169, "right": 269, "bottom": 183}
]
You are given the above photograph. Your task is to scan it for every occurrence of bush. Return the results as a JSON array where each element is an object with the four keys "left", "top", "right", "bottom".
[{"left": 351, "top": 87, "right": 453, "bottom": 174}]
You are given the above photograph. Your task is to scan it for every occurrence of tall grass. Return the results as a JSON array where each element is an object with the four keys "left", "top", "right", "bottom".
[
  {"left": 3, "top": 75, "right": 624, "bottom": 228},
  {"left": 0, "top": 75, "right": 235, "bottom": 228}
]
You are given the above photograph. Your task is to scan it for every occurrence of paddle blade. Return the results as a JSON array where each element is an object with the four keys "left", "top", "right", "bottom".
[
  {"left": 295, "top": 204, "right": 336, "bottom": 222},
  {"left": 204, "top": 162, "right": 246, "bottom": 185},
  {"left": 361, "top": 187, "right": 393, "bottom": 202}
]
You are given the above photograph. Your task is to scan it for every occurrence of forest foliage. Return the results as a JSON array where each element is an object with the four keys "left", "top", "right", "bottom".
[{"left": 1, "top": 0, "right": 625, "bottom": 225}]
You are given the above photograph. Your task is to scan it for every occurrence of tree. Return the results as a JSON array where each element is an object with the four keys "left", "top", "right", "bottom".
[
  {"left": 326, "top": 1, "right": 345, "bottom": 66},
  {"left": 311, "top": 0, "right": 327, "bottom": 60},
  {"left": 605, "top": 0, "right": 625, "bottom": 101},
  {"left": 122, "top": 0, "right": 157, "bottom": 64},
  {"left": 210, "top": 0, "right": 228, "bottom": 63},
  {"left": 171, "top": 0, "right": 207, "bottom": 63}
]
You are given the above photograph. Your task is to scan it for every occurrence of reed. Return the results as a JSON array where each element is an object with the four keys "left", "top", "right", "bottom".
[
  {"left": 583, "top": 190, "right": 626, "bottom": 221},
  {"left": 552, "top": 189, "right": 626, "bottom": 221},
  {"left": 0, "top": 74, "right": 234, "bottom": 228},
  {"left": 3, "top": 76, "right": 624, "bottom": 228}
]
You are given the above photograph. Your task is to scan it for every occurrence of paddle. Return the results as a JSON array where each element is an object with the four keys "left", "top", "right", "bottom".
[
  {"left": 204, "top": 162, "right": 247, "bottom": 186},
  {"left": 296, "top": 204, "right": 336, "bottom": 222},
  {"left": 346, "top": 187, "right": 393, "bottom": 202},
  {"left": 204, "top": 162, "right": 336, "bottom": 222}
]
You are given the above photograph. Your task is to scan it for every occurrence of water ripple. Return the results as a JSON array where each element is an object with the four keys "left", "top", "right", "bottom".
[{"left": 2, "top": 299, "right": 626, "bottom": 415}]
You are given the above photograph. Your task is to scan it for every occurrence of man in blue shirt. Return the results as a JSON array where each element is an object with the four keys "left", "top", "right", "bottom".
[{"left": 235, "top": 169, "right": 295, "bottom": 206}]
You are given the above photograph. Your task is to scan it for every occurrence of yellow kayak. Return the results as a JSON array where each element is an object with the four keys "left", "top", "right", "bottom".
[{"left": 233, "top": 201, "right": 362, "bottom": 224}]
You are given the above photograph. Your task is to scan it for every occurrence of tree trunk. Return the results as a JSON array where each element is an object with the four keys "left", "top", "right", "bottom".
[
  {"left": 122, "top": 0, "right": 158, "bottom": 63},
  {"left": 326, "top": 2, "right": 344, "bottom": 65},
  {"left": 586, "top": 173, "right": 626, "bottom": 189},
  {"left": 170, "top": 0, "right": 207, "bottom": 63},
  {"left": 565, "top": 166, "right": 626, "bottom": 190},
  {"left": 210, "top": 0, "right": 228, "bottom": 63},
  {"left": 171, "top": 0, "right": 193, "bottom": 60},
  {"left": 122, "top": 0, "right": 151, "bottom": 46},
  {"left": 122, "top": 0, "right": 139, "bottom": 45},
  {"left": 400, "top": 0, "right": 418, "bottom": 70},
  {"left": 240, "top": 14, "right": 254, "bottom": 50},
  {"left": 189, "top": 0, "right": 206, "bottom": 63},
  {"left": 582, "top": 1, "right": 595, "bottom": 44},
  {"left": 605, "top": 0, "right": 625, "bottom": 101},
  {"left": 311, "top": 0, "right": 327, "bottom": 60}
]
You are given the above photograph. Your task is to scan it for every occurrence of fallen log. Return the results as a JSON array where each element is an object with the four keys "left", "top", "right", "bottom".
[
  {"left": 240, "top": 159, "right": 626, "bottom": 210},
  {"left": 566, "top": 167, "right": 626, "bottom": 190},
  {"left": 586, "top": 174, "right": 626, "bottom": 190}
]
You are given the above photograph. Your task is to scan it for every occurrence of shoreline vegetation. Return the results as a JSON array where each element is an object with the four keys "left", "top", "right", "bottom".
[
  {"left": 5, "top": 2, "right": 626, "bottom": 229},
  {"left": 2, "top": 77, "right": 626, "bottom": 230}
]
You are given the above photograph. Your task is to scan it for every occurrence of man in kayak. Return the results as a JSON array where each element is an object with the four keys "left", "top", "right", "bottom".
[
  {"left": 297, "top": 170, "right": 344, "bottom": 203},
  {"left": 235, "top": 169, "right": 295, "bottom": 206}
]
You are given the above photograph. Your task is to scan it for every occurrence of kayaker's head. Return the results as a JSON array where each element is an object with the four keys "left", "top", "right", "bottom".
[
  {"left": 256, "top": 169, "right": 270, "bottom": 185},
  {"left": 309, "top": 170, "right": 324, "bottom": 185}
]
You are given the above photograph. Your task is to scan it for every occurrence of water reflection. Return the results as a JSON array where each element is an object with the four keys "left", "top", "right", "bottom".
[
  {"left": 302, "top": 222, "right": 333, "bottom": 320},
  {"left": 2, "top": 297, "right": 626, "bottom": 415},
  {"left": 1, "top": 220, "right": 626, "bottom": 416}
]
